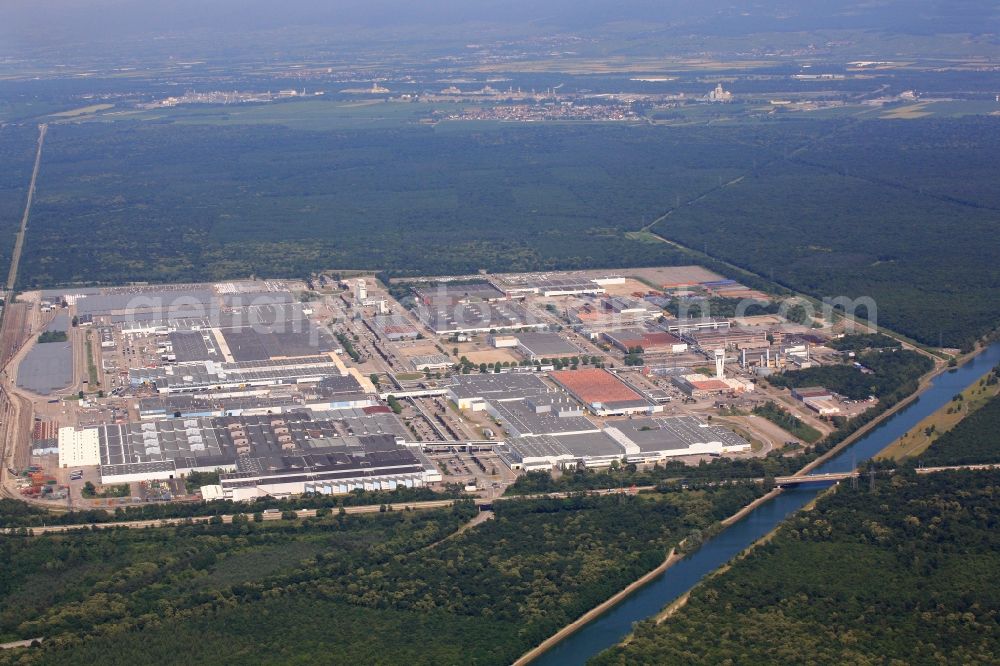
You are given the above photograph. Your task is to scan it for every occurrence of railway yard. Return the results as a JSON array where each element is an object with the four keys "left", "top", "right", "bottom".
[{"left": 0, "top": 266, "right": 873, "bottom": 511}]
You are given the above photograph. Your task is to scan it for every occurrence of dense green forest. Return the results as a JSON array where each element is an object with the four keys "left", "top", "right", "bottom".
[
  {"left": 507, "top": 458, "right": 795, "bottom": 495},
  {"left": 827, "top": 333, "right": 899, "bottom": 352},
  {"left": 0, "top": 126, "right": 37, "bottom": 272},
  {"left": 656, "top": 117, "right": 1000, "bottom": 350},
  {"left": 768, "top": 349, "right": 933, "bottom": 403},
  {"left": 752, "top": 401, "right": 822, "bottom": 443},
  {"left": 24, "top": 121, "right": 771, "bottom": 286},
  {"left": 19, "top": 116, "right": 1000, "bottom": 348},
  {"left": 0, "top": 486, "right": 464, "bottom": 529},
  {"left": 593, "top": 469, "right": 1000, "bottom": 665},
  {"left": 0, "top": 488, "right": 761, "bottom": 664},
  {"left": 916, "top": 374, "right": 1000, "bottom": 466}
]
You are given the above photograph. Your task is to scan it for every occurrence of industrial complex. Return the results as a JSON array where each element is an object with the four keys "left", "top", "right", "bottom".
[{"left": 1, "top": 266, "right": 859, "bottom": 509}]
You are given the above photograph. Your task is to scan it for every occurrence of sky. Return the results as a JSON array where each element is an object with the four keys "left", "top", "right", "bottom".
[{"left": 2, "top": 1, "right": 997, "bottom": 58}]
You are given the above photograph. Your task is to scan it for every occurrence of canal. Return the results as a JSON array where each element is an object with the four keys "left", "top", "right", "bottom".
[{"left": 532, "top": 342, "right": 1000, "bottom": 665}]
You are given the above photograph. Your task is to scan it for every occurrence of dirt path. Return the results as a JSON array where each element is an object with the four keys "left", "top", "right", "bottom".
[
  {"left": 7, "top": 124, "right": 46, "bottom": 291},
  {"left": 0, "top": 638, "right": 43, "bottom": 651},
  {"left": 420, "top": 509, "right": 494, "bottom": 551}
]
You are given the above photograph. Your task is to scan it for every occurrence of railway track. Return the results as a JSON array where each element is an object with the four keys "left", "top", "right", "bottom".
[
  {"left": 0, "top": 123, "right": 48, "bottom": 499},
  {"left": 0, "top": 303, "right": 34, "bottom": 494}
]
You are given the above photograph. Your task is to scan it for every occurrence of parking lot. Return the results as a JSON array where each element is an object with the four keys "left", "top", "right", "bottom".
[{"left": 429, "top": 451, "right": 518, "bottom": 496}]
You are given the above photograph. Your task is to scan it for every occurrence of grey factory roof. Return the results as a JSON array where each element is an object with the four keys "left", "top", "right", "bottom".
[
  {"left": 216, "top": 303, "right": 311, "bottom": 329},
  {"left": 418, "top": 301, "right": 542, "bottom": 334},
  {"left": 168, "top": 331, "right": 219, "bottom": 362},
  {"left": 114, "top": 303, "right": 318, "bottom": 335},
  {"left": 138, "top": 394, "right": 305, "bottom": 416},
  {"left": 220, "top": 291, "right": 293, "bottom": 308},
  {"left": 448, "top": 372, "right": 551, "bottom": 401},
  {"left": 493, "top": 274, "right": 606, "bottom": 294},
  {"left": 94, "top": 412, "right": 411, "bottom": 473},
  {"left": 500, "top": 435, "right": 572, "bottom": 462},
  {"left": 372, "top": 315, "right": 419, "bottom": 339},
  {"left": 556, "top": 431, "right": 628, "bottom": 457},
  {"left": 221, "top": 324, "right": 336, "bottom": 362},
  {"left": 100, "top": 460, "right": 179, "bottom": 478},
  {"left": 414, "top": 281, "right": 506, "bottom": 304},
  {"left": 209, "top": 304, "right": 337, "bottom": 361},
  {"left": 515, "top": 331, "right": 578, "bottom": 358},
  {"left": 97, "top": 419, "right": 229, "bottom": 467},
  {"left": 372, "top": 314, "right": 414, "bottom": 328},
  {"left": 75, "top": 288, "right": 215, "bottom": 317},
  {"left": 309, "top": 374, "right": 367, "bottom": 398},
  {"left": 130, "top": 356, "right": 343, "bottom": 392},
  {"left": 222, "top": 441, "right": 423, "bottom": 487},
  {"left": 115, "top": 313, "right": 213, "bottom": 328},
  {"left": 529, "top": 277, "right": 604, "bottom": 293},
  {"left": 502, "top": 431, "right": 624, "bottom": 462},
  {"left": 608, "top": 416, "right": 749, "bottom": 453},
  {"left": 303, "top": 410, "right": 409, "bottom": 442},
  {"left": 487, "top": 398, "right": 597, "bottom": 437}
]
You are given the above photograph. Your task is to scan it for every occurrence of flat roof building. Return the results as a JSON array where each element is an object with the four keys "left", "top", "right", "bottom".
[
  {"left": 489, "top": 334, "right": 519, "bottom": 348},
  {"left": 219, "top": 433, "right": 434, "bottom": 501},
  {"left": 686, "top": 327, "right": 769, "bottom": 351},
  {"left": 130, "top": 355, "right": 347, "bottom": 394},
  {"left": 672, "top": 374, "right": 754, "bottom": 398},
  {"left": 66, "top": 410, "right": 432, "bottom": 491},
  {"left": 372, "top": 314, "right": 420, "bottom": 341},
  {"left": 661, "top": 318, "right": 731, "bottom": 335},
  {"left": 410, "top": 354, "right": 453, "bottom": 371},
  {"left": 413, "top": 281, "right": 506, "bottom": 305},
  {"left": 496, "top": 431, "right": 626, "bottom": 471},
  {"left": 602, "top": 328, "right": 687, "bottom": 354},
  {"left": 58, "top": 427, "right": 101, "bottom": 468},
  {"left": 417, "top": 301, "right": 545, "bottom": 335},
  {"left": 791, "top": 386, "right": 834, "bottom": 400},
  {"left": 99, "top": 327, "right": 116, "bottom": 349},
  {"left": 166, "top": 330, "right": 220, "bottom": 362},
  {"left": 549, "top": 368, "right": 661, "bottom": 416},
  {"left": 491, "top": 273, "right": 610, "bottom": 297},
  {"left": 604, "top": 296, "right": 659, "bottom": 318},
  {"left": 515, "top": 331, "right": 579, "bottom": 360},
  {"left": 447, "top": 372, "right": 550, "bottom": 410},
  {"left": 605, "top": 416, "right": 751, "bottom": 462},
  {"left": 485, "top": 396, "right": 595, "bottom": 439}
]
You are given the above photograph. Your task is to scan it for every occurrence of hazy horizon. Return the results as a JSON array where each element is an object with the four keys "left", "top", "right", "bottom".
[{"left": 4, "top": 0, "right": 998, "bottom": 59}]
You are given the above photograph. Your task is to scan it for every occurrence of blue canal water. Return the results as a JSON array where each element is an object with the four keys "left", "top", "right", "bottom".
[{"left": 533, "top": 342, "right": 1000, "bottom": 666}]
